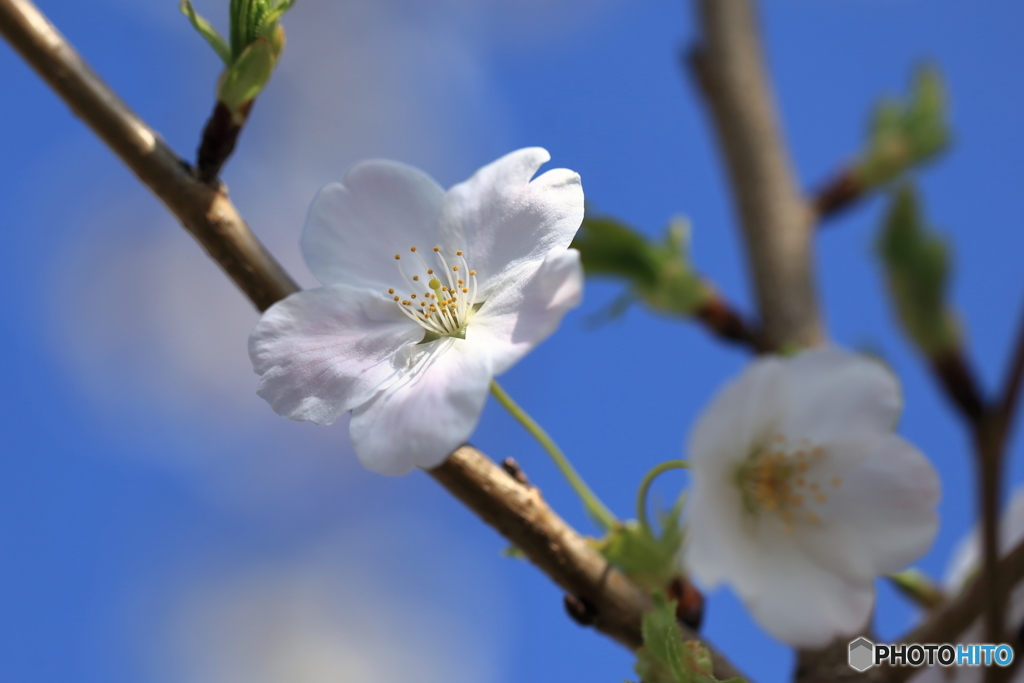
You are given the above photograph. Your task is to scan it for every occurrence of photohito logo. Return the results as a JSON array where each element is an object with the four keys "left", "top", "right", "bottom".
[{"left": 848, "top": 638, "right": 1015, "bottom": 672}]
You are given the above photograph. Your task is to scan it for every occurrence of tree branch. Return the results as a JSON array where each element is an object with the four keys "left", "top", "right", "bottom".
[
  {"left": 881, "top": 535, "right": 1024, "bottom": 683},
  {"left": 429, "top": 447, "right": 746, "bottom": 681},
  {"left": 0, "top": 2, "right": 749, "bottom": 679},
  {"left": 0, "top": 0, "right": 297, "bottom": 312},
  {"left": 687, "top": 0, "right": 822, "bottom": 349}
]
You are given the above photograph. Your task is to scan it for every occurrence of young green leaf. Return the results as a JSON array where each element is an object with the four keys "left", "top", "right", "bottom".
[
  {"left": 856, "top": 67, "right": 950, "bottom": 187},
  {"left": 572, "top": 214, "right": 708, "bottom": 320},
  {"left": 179, "top": 0, "right": 232, "bottom": 65},
  {"left": 877, "top": 184, "right": 958, "bottom": 355}
]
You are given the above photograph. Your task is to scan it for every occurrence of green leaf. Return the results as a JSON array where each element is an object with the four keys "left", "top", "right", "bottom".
[
  {"left": 856, "top": 66, "right": 950, "bottom": 187},
  {"left": 641, "top": 593, "right": 686, "bottom": 678},
  {"left": 180, "top": 0, "right": 232, "bottom": 65},
  {"left": 598, "top": 491, "right": 685, "bottom": 592},
  {"left": 217, "top": 36, "right": 277, "bottom": 119},
  {"left": 572, "top": 214, "right": 708, "bottom": 320},
  {"left": 876, "top": 184, "right": 958, "bottom": 355},
  {"left": 261, "top": 0, "right": 296, "bottom": 32}
]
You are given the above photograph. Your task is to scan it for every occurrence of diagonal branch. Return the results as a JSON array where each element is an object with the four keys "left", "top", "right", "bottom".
[
  {"left": 881, "top": 534, "right": 1024, "bottom": 683},
  {"left": 0, "top": 0, "right": 297, "bottom": 311},
  {"left": 430, "top": 446, "right": 745, "bottom": 681},
  {"left": 687, "top": 0, "right": 822, "bottom": 349},
  {"left": 0, "top": 1, "right": 747, "bottom": 679}
]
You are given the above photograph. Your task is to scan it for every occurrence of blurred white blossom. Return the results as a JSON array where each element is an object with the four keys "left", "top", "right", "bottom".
[{"left": 683, "top": 348, "right": 940, "bottom": 647}]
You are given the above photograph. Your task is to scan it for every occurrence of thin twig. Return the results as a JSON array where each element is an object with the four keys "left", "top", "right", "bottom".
[
  {"left": 694, "top": 294, "right": 771, "bottom": 353},
  {"left": 687, "top": 0, "right": 822, "bottom": 349},
  {"left": 0, "top": 0, "right": 297, "bottom": 311},
  {"left": 0, "top": 2, "right": 749, "bottom": 678},
  {"left": 997, "top": 300, "right": 1024, "bottom": 432},
  {"left": 811, "top": 166, "right": 866, "bottom": 221}
]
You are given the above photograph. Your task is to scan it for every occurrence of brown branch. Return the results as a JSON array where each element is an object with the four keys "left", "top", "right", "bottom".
[
  {"left": 0, "top": 0, "right": 297, "bottom": 312},
  {"left": 429, "top": 447, "right": 746, "bottom": 681},
  {"left": 811, "top": 167, "right": 866, "bottom": 222},
  {"left": 687, "top": 0, "right": 822, "bottom": 349},
  {"left": 880, "top": 535, "right": 1024, "bottom": 683},
  {"left": 196, "top": 100, "right": 254, "bottom": 184},
  {"left": 0, "top": 2, "right": 750, "bottom": 679},
  {"left": 998, "top": 300, "right": 1024, "bottom": 433},
  {"left": 930, "top": 349, "right": 986, "bottom": 423},
  {"left": 694, "top": 293, "right": 771, "bottom": 353}
]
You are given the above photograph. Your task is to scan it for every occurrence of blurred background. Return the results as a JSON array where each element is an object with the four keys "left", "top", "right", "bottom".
[{"left": 2, "top": 1, "right": 1024, "bottom": 681}]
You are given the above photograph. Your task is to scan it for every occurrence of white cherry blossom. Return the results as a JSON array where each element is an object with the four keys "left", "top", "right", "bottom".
[
  {"left": 683, "top": 348, "right": 940, "bottom": 647},
  {"left": 249, "top": 148, "right": 584, "bottom": 475}
]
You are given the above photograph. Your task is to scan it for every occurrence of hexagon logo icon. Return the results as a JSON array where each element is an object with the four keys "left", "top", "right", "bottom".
[{"left": 849, "top": 637, "right": 875, "bottom": 672}]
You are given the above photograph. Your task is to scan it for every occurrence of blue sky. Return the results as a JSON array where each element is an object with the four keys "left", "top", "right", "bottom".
[{"left": 2, "top": 1, "right": 1024, "bottom": 682}]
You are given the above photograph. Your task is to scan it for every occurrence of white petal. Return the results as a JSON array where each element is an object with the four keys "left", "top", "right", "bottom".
[
  {"left": 470, "top": 249, "right": 583, "bottom": 375},
  {"left": 688, "top": 357, "right": 786, "bottom": 478},
  {"left": 437, "top": 148, "right": 584, "bottom": 292},
  {"left": 779, "top": 348, "right": 903, "bottom": 445},
  {"left": 687, "top": 485, "right": 874, "bottom": 647},
  {"left": 249, "top": 285, "right": 421, "bottom": 426},
  {"left": 349, "top": 338, "right": 492, "bottom": 476},
  {"left": 740, "top": 540, "right": 875, "bottom": 648},
  {"left": 796, "top": 434, "right": 940, "bottom": 582},
  {"left": 302, "top": 160, "right": 446, "bottom": 289},
  {"left": 684, "top": 468, "right": 765, "bottom": 589}
]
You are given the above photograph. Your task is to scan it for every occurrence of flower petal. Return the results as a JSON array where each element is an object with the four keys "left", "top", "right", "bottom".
[
  {"left": 249, "top": 285, "right": 421, "bottom": 425},
  {"left": 689, "top": 356, "right": 786, "bottom": 478},
  {"left": 469, "top": 248, "right": 583, "bottom": 375},
  {"left": 739, "top": 538, "right": 875, "bottom": 647},
  {"left": 437, "top": 148, "right": 583, "bottom": 293},
  {"left": 780, "top": 348, "right": 903, "bottom": 445},
  {"left": 302, "top": 160, "right": 446, "bottom": 290},
  {"left": 797, "top": 434, "right": 940, "bottom": 581},
  {"left": 687, "top": 483, "right": 874, "bottom": 647},
  {"left": 348, "top": 338, "right": 492, "bottom": 475}
]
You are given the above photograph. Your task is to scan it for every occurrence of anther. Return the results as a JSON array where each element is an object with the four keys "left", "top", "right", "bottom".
[
  {"left": 427, "top": 269, "right": 434, "bottom": 274},
  {"left": 410, "top": 246, "right": 418, "bottom": 252},
  {"left": 462, "top": 288, "right": 469, "bottom": 293},
  {"left": 412, "top": 276, "right": 419, "bottom": 281},
  {"left": 388, "top": 288, "right": 395, "bottom": 294},
  {"left": 433, "top": 246, "right": 440, "bottom": 252},
  {"left": 815, "top": 493, "right": 827, "bottom": 504},
  {"left": 394, "top": 254, "right": 401, "bottom": 260},
  {"left": 831, "top": 477, "right": 841, "bottom": 488},
  {"left": 453, "top": 266, "right": 459, "bottom": 271},
  {"left": 393, "top": 296, "right": 400, "bottom": 302},
  {"left": 456, "top": 250, "right": 463, "bottom": 256},
  {"left": 469, "top": 270, "right": 476, "bottom": 276}
]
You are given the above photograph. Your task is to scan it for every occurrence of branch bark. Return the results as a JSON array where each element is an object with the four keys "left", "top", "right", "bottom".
[
  {"left": 688, "top": 0, "right": 822, "bottom": 349},
  {"left": 0, "top": 1, "right": 748, "bottom": 679},
  {"left": 430, "top": 447, "right": 746, "bottom": 681}
]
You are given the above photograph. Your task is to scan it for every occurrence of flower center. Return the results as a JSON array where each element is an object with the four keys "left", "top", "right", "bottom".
[
  {"left": 387, "top": 246, "right": 479, "bottom": 341},
  {"left": 734, "top": 433, "right": 843, "bottom": 531}
]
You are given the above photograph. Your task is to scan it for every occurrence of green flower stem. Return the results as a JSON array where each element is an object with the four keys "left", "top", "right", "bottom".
[
  {"left": 636, "top": 459, "right": 690, "bottom": 534},
  {"left": 489, "top": 379, "right": 618, "bottom": 531},
  {"left": 886, "top": 568, "right": 945, "bottom": 609}
]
